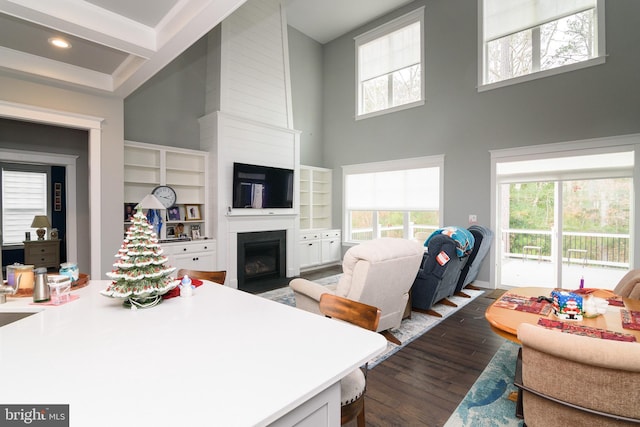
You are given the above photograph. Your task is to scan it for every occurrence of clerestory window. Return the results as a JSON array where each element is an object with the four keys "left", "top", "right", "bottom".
[
  {"left": 355, "top": 7, "right": 425, "bottom": 119},
  {"left": 480, "top": 0, "right": 605, "bottom": 90}
]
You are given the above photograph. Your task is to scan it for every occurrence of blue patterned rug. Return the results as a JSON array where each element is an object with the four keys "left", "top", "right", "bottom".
[
  {"left": 259, "top": 275, "right": 485, "bottom": 368},
  {"left": 444, "top": 340, "right": 524, "bottom": 427}
]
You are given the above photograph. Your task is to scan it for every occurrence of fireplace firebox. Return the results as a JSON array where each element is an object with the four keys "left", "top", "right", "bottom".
[{"left": 237, "top": 230, "right": 287, "bottom": 293}]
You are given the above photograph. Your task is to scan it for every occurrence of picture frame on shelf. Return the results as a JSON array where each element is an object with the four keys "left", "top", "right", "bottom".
[
  {"left": 124, "top": 203, "right": 137, "bottom": 221},
  {"left": 185, "top": 204, "right": 201, "bottom": 220},
  {"left": 167, "top": 226, "right": 175, "bottom": 237},
  {"left": 167, "top": 206, "right": 181, "bottom": 221},
  {"left": 192, "top": 229, "right": 201, "bottom": 240}
]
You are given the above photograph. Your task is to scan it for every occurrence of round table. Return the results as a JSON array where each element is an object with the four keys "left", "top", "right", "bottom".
[{"left": 485, "top": 287, "right": 640, "bottom": 343}]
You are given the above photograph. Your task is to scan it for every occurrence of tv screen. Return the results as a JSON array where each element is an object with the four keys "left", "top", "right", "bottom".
[{"left": 232, "top": 163, "right": 294, "bottom": 209}]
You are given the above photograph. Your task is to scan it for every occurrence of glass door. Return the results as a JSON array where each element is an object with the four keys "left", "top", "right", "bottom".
[
  {"left": 498, "top": 177, "right": 632, "bottom": 289},
  {"left": 561, "top": 178, "right": 631, "bottom": 290},
  {"left": 499, "top": 181, "right": 557, "bottom": 288}
]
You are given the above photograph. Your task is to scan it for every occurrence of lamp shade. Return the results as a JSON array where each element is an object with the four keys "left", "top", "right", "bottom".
[
  {"left": 31, "top": 215, "right": 51, "bottom": 229},
  {"left": 138, "top": 194, "right": 165, "bottom": 210}
]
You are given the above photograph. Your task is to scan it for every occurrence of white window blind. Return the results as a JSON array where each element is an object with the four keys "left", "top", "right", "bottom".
[
  {"left": 359, "top": 21, "right": 421, "bottom": 82},
  {"left": 345, "top": 167, "right": 440, "bottom": 211},
  {"left": 2, "top": 170, "right": 47, "bottom": 245},
  {"left": 483, "top": 0, "right": 596, "bottom": 41}
]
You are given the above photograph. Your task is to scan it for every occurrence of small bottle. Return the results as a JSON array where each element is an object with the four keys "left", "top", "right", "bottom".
[
  {"left": 180, "top": 275, "right": 193, "bottom": 297},
  {"left": 579, "top": 275, "right": 584, "bottom": 289}
]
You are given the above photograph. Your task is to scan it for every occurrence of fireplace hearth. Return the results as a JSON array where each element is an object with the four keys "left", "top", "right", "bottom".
[{"left": 237, "top": 230, "right": 287, "bottom": 293}]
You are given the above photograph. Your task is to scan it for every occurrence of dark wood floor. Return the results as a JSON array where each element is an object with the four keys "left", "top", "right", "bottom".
[
  {"left": 365, "top": 293, "right": 506, "bottom": 426},
  {"left": 299, "top": 266, "right": 507, "bottom": 427}
]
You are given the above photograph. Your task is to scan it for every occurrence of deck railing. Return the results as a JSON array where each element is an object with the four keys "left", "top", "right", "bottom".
[{"left": 502, "top": 228, "right": 630, "bottom": 268}]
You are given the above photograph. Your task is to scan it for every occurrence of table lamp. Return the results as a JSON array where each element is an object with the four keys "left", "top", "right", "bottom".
[
  {"left": 31, "top": 215, "right": 51, "bottom": 240},
  {"left": 137, "top": 194, "right": 166, "bottom": 212}
]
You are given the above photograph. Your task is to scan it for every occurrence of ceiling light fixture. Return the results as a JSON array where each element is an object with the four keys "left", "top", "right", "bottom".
[{"left": 48, "top": 37, "right": 71, "bottom": 49}]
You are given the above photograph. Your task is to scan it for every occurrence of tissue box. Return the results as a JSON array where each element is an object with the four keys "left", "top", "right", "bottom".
[{"left": 551, "top": 290, "right": 583, "bottom": 321}]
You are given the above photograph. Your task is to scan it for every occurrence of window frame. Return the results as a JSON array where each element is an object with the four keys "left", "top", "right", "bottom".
[
  {"left": 1, "top": 163, "right": 51, "bottom": 247},
  {"left": 342, "top": 155, "right": 444, "bottom": 244},
  {"left": 477, "top": 0, "right": 606, "bottom": 92},
  {"left": 354, "top": 7, "right": 425, "bottom": 120}
]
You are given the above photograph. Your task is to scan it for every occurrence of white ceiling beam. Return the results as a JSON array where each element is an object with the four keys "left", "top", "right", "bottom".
[
  {"left": 0, "top": 0, "right": 156, "bottom": 57},
  {"left": 0, "top": 46, "right": 114, "bottom": 92}
]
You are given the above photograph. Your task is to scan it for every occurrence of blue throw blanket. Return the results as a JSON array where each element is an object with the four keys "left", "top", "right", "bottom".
[{"left": 425, "top": 226, "right": 474, "bottom": 257}]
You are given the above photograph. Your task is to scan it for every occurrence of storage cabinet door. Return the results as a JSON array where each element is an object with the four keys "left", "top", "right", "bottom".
[
  {"left": 321, "top": 238, "right": 341, "bottom": 264},
  {"left": 299, "top": 241, "right": 321, "bottom": 269},
  {"left": 173, "top": 251, "right": 216, "bottom": 272}
]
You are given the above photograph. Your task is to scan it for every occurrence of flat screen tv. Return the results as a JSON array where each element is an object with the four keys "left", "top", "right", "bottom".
[{"left": 232, "top": 162, "right": 294, "bottom": 209}]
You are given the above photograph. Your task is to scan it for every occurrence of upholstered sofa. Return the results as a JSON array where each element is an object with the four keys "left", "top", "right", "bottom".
[
  {"left": 290, "top": 237, "right": 423, "bottom": 335},
  {"left": 516, "top": 323, "right": 640, "bottom": 426},
  {"left": 614, "top": 269, "right": 640, "bottom": 299}
]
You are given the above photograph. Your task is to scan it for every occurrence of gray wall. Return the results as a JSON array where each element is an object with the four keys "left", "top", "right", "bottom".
[
  {"left": 288, "top": 26, "right": 324, "bottom": 166},
  {"left": 320, "top": 0, "right": 640, "bottom": 282},
  {"left": 124, "top": 37, "right": 209, "bottom": 150}
]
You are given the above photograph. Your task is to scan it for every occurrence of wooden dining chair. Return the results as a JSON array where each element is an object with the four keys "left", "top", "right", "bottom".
[
  {"left": 319, "top": 293, "right": 381, "bottom": 427},
  {"left": 176, "top": 269, "right": 226, "bottom": 285}
]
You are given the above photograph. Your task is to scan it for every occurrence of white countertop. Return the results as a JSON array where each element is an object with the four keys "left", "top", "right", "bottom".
[{"left": 0, "top": 281, "right": 386, "bottom": 426}]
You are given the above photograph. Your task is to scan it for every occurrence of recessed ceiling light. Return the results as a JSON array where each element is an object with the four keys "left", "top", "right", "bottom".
[{"left": 48, "top": 37, "right": 71, "bottom": 49}]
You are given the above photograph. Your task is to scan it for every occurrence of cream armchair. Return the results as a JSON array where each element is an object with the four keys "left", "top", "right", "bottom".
[{"left": 290, "top": 238, "right": 424, "bottom": 344}]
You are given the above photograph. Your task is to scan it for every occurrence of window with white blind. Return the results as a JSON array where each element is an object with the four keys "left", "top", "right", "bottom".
[
  {"left": 343, "top": 156, "right": 443, "bottom": 242},
  {"left": 479, "top": 0, "right": 605, "bottom": 90},
  {"left": 355, "top": 7, "right": 424, "bottom": 119},
  {"left": 1, "top": 168, "right": 49, "bottom": 245}
]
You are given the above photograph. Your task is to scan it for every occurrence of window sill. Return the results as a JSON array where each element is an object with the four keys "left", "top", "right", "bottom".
[
  {"left": 478, "top": 56, "right": 607, "bottom": 93},
  {"left": 356, "top": 99, "right": 425, "bottom": 121}
]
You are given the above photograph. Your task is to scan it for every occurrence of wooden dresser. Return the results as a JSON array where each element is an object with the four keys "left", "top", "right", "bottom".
[{"left": 23, "top": 239, "right": 60, "bottom": 269}]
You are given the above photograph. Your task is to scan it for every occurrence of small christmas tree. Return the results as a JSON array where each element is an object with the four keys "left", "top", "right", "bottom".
[{"left": 101, "top": 206, "right": 176, "bottom": 308}]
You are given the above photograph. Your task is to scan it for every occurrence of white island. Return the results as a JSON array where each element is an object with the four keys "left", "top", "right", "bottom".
[{"left": 0, "top": 281, "right": 386, "bottom": 426}]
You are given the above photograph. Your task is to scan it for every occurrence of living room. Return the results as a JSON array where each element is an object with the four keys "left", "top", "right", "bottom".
[
  {"left": 1, "top": 0, "right": 639, "bottom": 283},
  {"left": 1, "top": 1, "right": 639, "bottom": 426}
]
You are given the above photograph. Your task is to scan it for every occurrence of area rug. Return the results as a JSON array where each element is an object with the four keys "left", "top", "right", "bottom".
[
  {"left": 444, "top": 340, "right": 523, "bottom": 427},
  {"left": 258, "top": 274, "right": 485, "bottom": 368}
]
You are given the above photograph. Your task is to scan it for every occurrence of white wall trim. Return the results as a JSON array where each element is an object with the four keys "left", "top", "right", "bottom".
[{"left": 0, "top": 100, "right": 103, "bottom": 278}]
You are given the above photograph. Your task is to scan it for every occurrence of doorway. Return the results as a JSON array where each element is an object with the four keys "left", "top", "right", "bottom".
[{"left": 493, "top": 147, "right": 634, "bottom": 290}]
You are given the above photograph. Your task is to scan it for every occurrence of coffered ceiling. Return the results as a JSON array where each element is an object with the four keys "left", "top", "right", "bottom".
[{"left": 0, "top": 0, "right": 412, "bottom": 97}]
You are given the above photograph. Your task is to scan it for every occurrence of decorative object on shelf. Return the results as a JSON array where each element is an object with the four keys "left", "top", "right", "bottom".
[
  {"left": 185, "top": 204, "right": 201, "bottom": 220},
  {"left": 124, "top": 203, "right": 137, "bottom": 221},
  {"left": 25, "top": 231, "right": 31, "bottom": 241},
  {"left": 151, "top": 185, "right": 177, "bottom": 208},
  {"left": 101, "top": 205, "right": 176, "bottom": 309},
  {"left": 167, "top": 226, "right": 175, "bottom": 237},
  {"left": 176, "top": 223, "right": 185, "bottom": 237},
  {"left": 50, "top": 228, "right": 58, "bottom": 240},
  {"left": 31, "top": 215, "right": 51, "bottom": 240},
  {"left": 167, "top": 206, "right": 181, "bottom": 221}
]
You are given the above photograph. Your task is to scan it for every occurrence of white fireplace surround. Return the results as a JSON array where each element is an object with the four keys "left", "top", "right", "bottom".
[
  {"left": 227, "top": 215, "right": 296, "bottom": 289},
  {"left": 199, "top": 0, "right": 301, "bottom": 288}
]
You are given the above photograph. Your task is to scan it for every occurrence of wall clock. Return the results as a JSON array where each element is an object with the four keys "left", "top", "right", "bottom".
[{"left": 152, "top": 185, "right": 177, "bottom": 208}]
